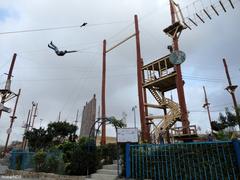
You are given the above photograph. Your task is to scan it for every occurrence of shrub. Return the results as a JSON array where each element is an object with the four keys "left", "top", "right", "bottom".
[
  {"left": 97, "top": 143, "right": 117, "bottom": 165},
  {"left": 45, "top": 147, "right": 65, "bottom": 174},
  {"left": 64, "top": 138, "right": 98, "bottom": 175},
  {"left": 32, "top": 138, "right": 100, "bottom": 176},
  {"left": 33, "top": 149, "right": 47, "bottom": 172},
  {"left": 33, "top": 148, "right": 65, "bottom": 174}
]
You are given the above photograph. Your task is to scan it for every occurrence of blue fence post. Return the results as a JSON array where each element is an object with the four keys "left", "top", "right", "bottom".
[
  {"left": 233, "top": 140, "right": 240, "bottom": 169},
  {"left": 125, "top": 143, "right": 131, "bottom": 178}
]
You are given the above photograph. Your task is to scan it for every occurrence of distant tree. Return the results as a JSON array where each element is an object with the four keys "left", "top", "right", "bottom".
[
  {"left": 25, "top": 121, "right": 78, "bottom": 151},
  {"left": 211, "top": 107, "right": 239, "bottom": 131},
  {"left": 211, "top": 121, "right": 227, "bottom": 131},
  {"left": 108, "top": 116, "right": 126, "bottom": 129},
  {"left": 225, "top": 108, "right": 239, "bottom": 127},
  {"left": 47, "top": 121, "right": 77, "bottom": 144},
  {"left": 25, "top": 127, "right": 53, "bottom": 151}
]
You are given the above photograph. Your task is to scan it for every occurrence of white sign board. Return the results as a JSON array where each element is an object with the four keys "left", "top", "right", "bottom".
[{"left": 117, "top": 128, "right": 138, "bottom": 143}]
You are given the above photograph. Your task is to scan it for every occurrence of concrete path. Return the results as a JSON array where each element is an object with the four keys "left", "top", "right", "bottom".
[{"left": 86, "top": 161, "right": 119, "bottom": 180}]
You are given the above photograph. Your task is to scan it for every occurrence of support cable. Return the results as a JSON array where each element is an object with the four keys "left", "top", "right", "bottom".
[{"left": 0, "top": 21, "right": 130, "bottom": 35}]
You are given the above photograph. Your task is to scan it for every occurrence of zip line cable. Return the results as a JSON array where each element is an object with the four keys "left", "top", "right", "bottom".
[
  {"left": 4, "top": 71, "right": 232, "bottom": 83},
  {"left": 0, "top": 20, "right": 130, "bottom": 35}
]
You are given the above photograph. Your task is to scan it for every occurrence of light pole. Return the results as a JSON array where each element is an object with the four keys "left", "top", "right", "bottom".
[
  {"left": 132, "top": 106, "right": 137, "bottom": 128},
  {"left": 40, "top": 118, "right": 43, "bottom": 128}
]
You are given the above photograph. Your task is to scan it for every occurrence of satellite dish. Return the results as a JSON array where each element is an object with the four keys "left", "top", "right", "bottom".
[{"left": 169, "top": 50, "right": 186, "bottom": 65}]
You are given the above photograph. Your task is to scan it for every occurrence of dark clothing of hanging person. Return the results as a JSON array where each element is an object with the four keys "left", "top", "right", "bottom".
[
  {"left": 80, "top": 22, "right": 87, "bottom": 27},
  {"left": 48, "top": 41, "right": 77, "bottom": 56}
]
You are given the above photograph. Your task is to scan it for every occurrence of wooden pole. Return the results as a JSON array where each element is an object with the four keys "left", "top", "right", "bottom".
[
  {"left": 58, "top": 111, "right": 61, "bottom": 122},
  {"left": 223, "top": 58, "right": 239, "bottom": 128},
  {"left": 31, "top": 103, "right": 38, "bottom": 129},
  {"left": 4, "top": 89, "right": 21, "bottom": 154},
  {"left": 203, "top": 86, "right": 213, "bottom": 133},
  {"left": 23, "top": 102, "right": 35, "bottom": 149},
  {"left": 22, "top": 109, "right": 31, "bottom": 149},
  {"left": 0, "top": 53, "right": 17, "bottom": 119},
  {"left": 75, "top": 109, "right": 79, "bottom": 126},
  {"left": 169, "top": 0, "right": 190, "bottom": 134},
  {"left": 134, "top": 15, "right": 150, "bottom": 142},
  {"left": 28, "top": 102, "right": 35, "bottom": 129},
  {"left": 101, "top": 40, "right": 107, "bottom": 145}
]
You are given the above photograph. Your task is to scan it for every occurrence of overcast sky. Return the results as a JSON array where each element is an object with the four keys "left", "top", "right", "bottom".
[{"left": 0, "top": 0, "right": 239, "bottom": 145}]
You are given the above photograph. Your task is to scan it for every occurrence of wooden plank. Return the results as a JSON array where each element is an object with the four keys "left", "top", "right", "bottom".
[
  {"left": 143, "top": 72, "right": 177, "bottom": 92},
  {"left": 188, "top": 17, "right": 198, "bottom": 26},
  {"left": 196, "top": 13, "right": 205, "bottom": 23},
  {"left": 219, "top": 0, "right": 227, "bottom": 12},
  {"left": 228, "top": 0, "right": 234, "bottom": 9},
  {"left": 142, "top": 54, "right": 173, "bottom": 70},
  {"left": 211, "top": 5, "right": 219, "bottom": 16},
  {"left": 144, "top": 103, "right": 165, "bottom": 109},
  {"left": 146, "top": 115, "right": 164, "bottom": 119},
  {"left": 183, "top": 21, "right": 192, "bottom": 30},
  {"left": 203, "top": 9, "right": 212, "bottom": 20},
  {"left": 106, "top": 33, "right": 136, "bottom": 53}
]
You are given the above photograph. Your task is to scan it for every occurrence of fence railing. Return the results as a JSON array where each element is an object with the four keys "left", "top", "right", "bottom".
[
  {"left": 9, "top": 150, "right": 34, "bottom": 170},
  {"left": 126, "top": 140, "right": 240, "bottom": 179}
]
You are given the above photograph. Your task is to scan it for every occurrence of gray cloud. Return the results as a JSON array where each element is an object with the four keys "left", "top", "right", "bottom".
[{"left": 0, "top": 0, "right": 239, "bottom": 144}]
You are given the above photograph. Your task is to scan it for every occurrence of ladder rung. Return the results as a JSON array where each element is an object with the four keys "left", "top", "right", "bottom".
[{"left": 219, "top": 0, "right": 227, "bottom": 12}]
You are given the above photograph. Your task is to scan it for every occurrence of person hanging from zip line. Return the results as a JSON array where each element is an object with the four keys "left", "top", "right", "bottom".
[
  {"left": 80, "top": 22, "right": 87, "bottom": 27},
  {"left": 48, "top": 41, "right": 77, "bottom": 56}
]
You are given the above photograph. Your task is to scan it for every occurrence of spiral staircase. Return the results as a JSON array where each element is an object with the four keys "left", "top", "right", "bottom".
[{"left": 142, "top": 55, "right": 181, "bottom": 141}]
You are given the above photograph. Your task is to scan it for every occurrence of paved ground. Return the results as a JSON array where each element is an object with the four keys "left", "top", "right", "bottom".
[{"left": 0, "top": 175, "right": 39, "bottom": 180}]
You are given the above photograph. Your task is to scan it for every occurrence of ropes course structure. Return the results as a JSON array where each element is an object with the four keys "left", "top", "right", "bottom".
[
  {"left": 175, "top": 0, "right": 240, "bottom": 30},
  {"left": 0, "top": 0, "right": 238, "bottom": 146}
]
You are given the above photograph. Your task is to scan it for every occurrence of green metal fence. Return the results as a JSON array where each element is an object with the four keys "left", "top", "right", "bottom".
[
  {"left": 126, "top": 141, "right": 240, "bottom": 179},
  {"left": 9, "top": 149, "right": 34, "bottom": 170}
]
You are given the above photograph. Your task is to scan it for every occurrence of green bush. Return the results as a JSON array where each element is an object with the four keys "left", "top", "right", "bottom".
[
  {"left": 58, "top": 141, "right": 75, "bottom": 164},
  {"left": 97, "top": 143, "right": 117, "bottom": 165},
  {"left": 64, "top": 138, "right": 98, "bottom": 175},
  {"left": 45, "top": 147, "right": 65, "bottom": 174},
  {"left": 33, "top": 148, "right": 65, "bottom": 174},
  {"left": 32, "top": 138, "right": 100, "bottom": 175},
  {"left": 33, "top": 149, "right": 47, "bottom": 172}
]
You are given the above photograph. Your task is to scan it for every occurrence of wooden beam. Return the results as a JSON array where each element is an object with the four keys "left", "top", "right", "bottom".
[
  {"left": 203, "top": 9, "right": 212, "bottom": 20},
  {"left": 188, "top": 18, "right": 198, "bottom": 26},
  {"left": 183, "top": 21, "right": 192, "bottom": 30},
  {"left": 228, "top": 0, "right": 234, "bottom": 9},
  {"left": 106, "top": 33, "right": 136, "bottom": 53},
  {"left": 211, "top": 5, "right": 219, "bottom": 16},
  {"left": 144, "top": 103, "right": 164, "bottom": 109},
  {"left": 219, "top": 1, "right": 227, "bottom": 12},
  {"left": 196, "top": 13, "right": 205, "bottom": 23},
  {"left": 146, "top": 115, "right": 164, "bottom": 119}
]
